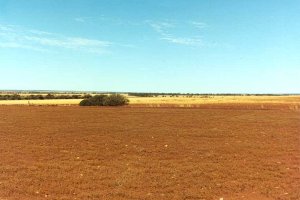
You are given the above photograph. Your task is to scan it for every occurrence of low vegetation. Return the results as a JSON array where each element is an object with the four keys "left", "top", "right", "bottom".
[
  {"left": 1, "top": 92, "right": 297, "bottom": 101},
  {"left": 79, "top": 94, "right": 129, "bottom": 106},
  {"left": 0, "top": 93, "right": 90, "bottom": 100},
  {"left": 127, "top": 92, "right": 294, "bottom": 97}
]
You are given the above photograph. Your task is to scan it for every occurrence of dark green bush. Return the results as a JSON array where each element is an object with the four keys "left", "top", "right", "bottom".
[
  {"left": 89, "top": 95, "right": 107, "bottom": 106},
  {"left": 103, "top": 94, "right": 129, "bottom": 106},
  {"left": 79, "top": 99, "right": 93, "bottom": 106},
  {"left": 79, "top": 94, "right": 129, "bottom": 106}
]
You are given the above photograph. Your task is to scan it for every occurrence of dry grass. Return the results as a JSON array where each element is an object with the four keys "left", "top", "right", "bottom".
[
  {"left": 128, "top": 95, "right": 300, "bottom": 105},
  {"left": 0, "top": 99, "right": 82, "bottom": 105},
  {"left": 0, "top": 95, "right": 299, "bottom": 107}
]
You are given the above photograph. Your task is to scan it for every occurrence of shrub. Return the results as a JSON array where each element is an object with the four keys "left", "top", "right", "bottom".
[
  {"left": 79, "top": 94, "right": 129, "bottom": 106},
  {"left": 103, "top": 94, "right": 129, "bottom": 106},
  {"left": 79, "top": 99, "right": 93, "bottom": 106},
  {"left": 79, "top": 95, "right": 107, "bottom": 106},
  {"left": 89, "top": 95, "right": 107, "bottom": 106}
]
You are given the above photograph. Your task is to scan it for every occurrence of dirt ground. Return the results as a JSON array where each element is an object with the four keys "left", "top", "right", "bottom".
[{"left": 0, "top": 105, "right": 299, "bottom": 200}]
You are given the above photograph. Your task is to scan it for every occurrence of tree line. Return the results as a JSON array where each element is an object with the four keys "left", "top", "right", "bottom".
[
  {"left": 0, "top": 92, "right": 294, "bottom": 101},
  {"left": 127, "top": 92, "right": 292, "bottom": 97},
  {"left": 0, "top": 94, "right": 92, "bottom": 100}
]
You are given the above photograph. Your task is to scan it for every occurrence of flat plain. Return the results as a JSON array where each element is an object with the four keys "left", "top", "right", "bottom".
[
  {"left": 0, "top": 95, "right": 300, "bottom": 108},
  {"left": 0, "top": 103, "right": 299, "bottom": 199}
]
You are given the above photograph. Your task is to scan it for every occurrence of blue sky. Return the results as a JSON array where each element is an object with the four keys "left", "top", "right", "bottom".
[{"left": 0, "top": 0, "right": 299, "bottom": 93}]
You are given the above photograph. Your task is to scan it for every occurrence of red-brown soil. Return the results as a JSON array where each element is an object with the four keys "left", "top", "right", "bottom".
[{"left": 0, "top": 106, "right": 299, "bottom": 200}]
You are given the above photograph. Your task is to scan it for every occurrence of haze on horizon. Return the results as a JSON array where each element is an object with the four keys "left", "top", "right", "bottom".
[{"left": 0, "top": 0, "right": 299, "bottom": 93}]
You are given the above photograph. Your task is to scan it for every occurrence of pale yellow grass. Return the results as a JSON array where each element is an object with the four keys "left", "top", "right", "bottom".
[
  {"left": 0, "top": 99, "right": 82, "bottom": 105},
  {"left": 128, "top": 95, "right": 300, "bottom": 105},
  {"left": 0, "top": 96, "right": 299, "bottom": 106}
]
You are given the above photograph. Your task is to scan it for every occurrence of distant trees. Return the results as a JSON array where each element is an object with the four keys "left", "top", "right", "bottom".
[
  {"left": 128, "top": 93, "right": 155, "bottom": 97},
  {"left": 0, "top": 93, "right": 93, "bottom": 100},
  {"left": 83, "top": 94, "right": 92, "bottom": 99},
  {"left": 0, "top": 94, "right": 21, "bottom": 100},
  {"left": 79, "top": 94, "right": 129, "bottom": 106},
  {"left": 45, "top": 93, "right": 55, "bottom": 99},
  {"left": 0, "top": 93, "right": 130, "bottom": 105},
  {"left": 0, "top": 92, "right": 290, "bottom": 102}
]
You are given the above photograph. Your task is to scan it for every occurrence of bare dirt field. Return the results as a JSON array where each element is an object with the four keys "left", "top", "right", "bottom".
[{"left": 0, "top": 105, "right": 299, "bottom": 200}]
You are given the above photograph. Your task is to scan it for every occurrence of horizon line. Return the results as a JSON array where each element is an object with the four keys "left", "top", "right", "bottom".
[{"left": 0, "top": 89, "right": 299, "bottom": 96}]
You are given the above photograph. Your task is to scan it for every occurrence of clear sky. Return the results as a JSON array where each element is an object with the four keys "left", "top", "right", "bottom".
[{"left": 0, "top": 0, "right": 299, "bottom": 93}]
